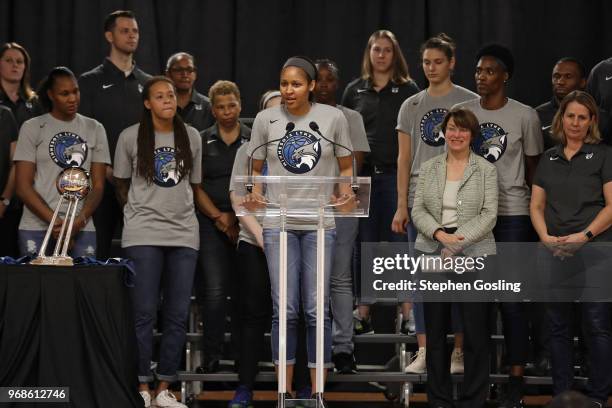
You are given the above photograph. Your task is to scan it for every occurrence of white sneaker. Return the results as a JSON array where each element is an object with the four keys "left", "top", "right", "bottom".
[
  {"left": 154, "top": 389, "right": 187, "bottom": 408},
  {"left": 450, "top": 348, "right": 464, "bottom": 374},
  {"left": 405, "top": 347, "right": 426, "bottom": 373},
  {"left": 139, "top": 390, "right": 151, "bottom": 408}
]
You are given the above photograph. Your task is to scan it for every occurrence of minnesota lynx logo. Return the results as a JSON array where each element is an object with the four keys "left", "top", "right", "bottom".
[
  {"left": 420, "top": 108, "right": 448, "bottom": 146},
  {"left": 472, "top": 123, "right": 508, "bottom": 163},
  {"left": 48, "top": 132, "right": 88, "bottom": 168},
  {"left": 277, "top": 130, "right": 321, "bottom": 174},
  {"left": 154, "top": 147, "right": 182, "bottom": 187}
]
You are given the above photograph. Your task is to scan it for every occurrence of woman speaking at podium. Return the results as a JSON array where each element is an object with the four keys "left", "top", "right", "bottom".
[{"left": 245, "top": 56, "right": 353, "bottom": 401}]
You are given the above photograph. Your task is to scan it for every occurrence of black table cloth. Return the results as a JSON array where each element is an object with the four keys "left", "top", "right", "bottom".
[{"left": 0, "top": 264, "right": 142, "bottom": 408}]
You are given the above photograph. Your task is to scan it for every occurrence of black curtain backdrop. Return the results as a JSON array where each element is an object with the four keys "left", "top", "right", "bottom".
[{"left": 1, "top": 0, "right": 612, "bottom": 116}]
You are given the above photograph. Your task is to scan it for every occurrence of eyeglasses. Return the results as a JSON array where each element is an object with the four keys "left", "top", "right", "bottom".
[{"left": 169, "top": 67, "right": 196, "bottom": 74}]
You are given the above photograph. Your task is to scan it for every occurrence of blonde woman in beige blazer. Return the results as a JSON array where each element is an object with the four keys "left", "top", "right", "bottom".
[{"left": 411, "top": 107, "right": 498, "bottom": 408}]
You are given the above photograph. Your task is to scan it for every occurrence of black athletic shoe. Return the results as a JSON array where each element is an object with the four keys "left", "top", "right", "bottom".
[
  {"left": 497, "top": 396, "right": 524, "bottom": 408},
  {"left": 353, "top": 309, "right": 374, "bottom": 335},
  {"left": 333, "top": 352, "right": 357, "bottom": 374},
  {"left": 196, "top": 358, "right": 220, "bottom": 374}
]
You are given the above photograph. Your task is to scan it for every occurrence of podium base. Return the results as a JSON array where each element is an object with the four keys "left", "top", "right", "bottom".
[
  {"left": 278, "top": 394, "right": 326, "bottom": 408},
  {"left": 30, "top": 256, "right": 74, "bottom": 266}
]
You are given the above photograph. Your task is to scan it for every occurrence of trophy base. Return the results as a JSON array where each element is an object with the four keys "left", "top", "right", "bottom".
[{"left": 30, "top": 256, "right": 74, "bottom": 266}]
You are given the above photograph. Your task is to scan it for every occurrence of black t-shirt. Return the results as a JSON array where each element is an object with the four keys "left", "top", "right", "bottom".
[
  {"left": 533, "top": 143, "right": 612, "bottom": 239},
  {"left": 177, "top": 91, "right": 214, "bottom": 132},
  {"left": 78, "top": 58, "right": 151, "bottom": 162},
  {"left": 341, "top": 77, "right": 419, "bottom": 171},
  {"left": 200, "top": 122, "right": 251, "bottom": 212},
  {"left": 0, "top": 89, "right": 43, "bottom": 129},
  {"left": 0, "top": 106, "right": 18, "bottom": 192},
  {"left": 587, "top": 57, "right": 612, "bottom": 112},
  {"left": 535, "top": 97, "right": 611, "bottom": 149}
]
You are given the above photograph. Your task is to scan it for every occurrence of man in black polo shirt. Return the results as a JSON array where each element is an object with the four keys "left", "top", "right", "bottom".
[
  {"left": 587, "top": 55, "right": 612, "bottom": 113},
  {"left": 79, "top": 10, "right": 151, "bottom": 259},
  {"left": 537, "top": 58, "right": 610, "bottom": 149},
  {"left": 165, "top": 52, "right": 213, "bottom": 132}
]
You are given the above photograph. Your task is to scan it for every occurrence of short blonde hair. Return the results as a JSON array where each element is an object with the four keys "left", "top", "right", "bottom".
[
  {"left": 208, "top": 80, "right": 240, "bottom": 106},
  {"left": 551, "top": 90, "right": 601, "bottom": 145}
]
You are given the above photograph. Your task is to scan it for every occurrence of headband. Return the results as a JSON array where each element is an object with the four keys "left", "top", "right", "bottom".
[{"left": 283, "top": 57, "right": 316, "bottom": 80}]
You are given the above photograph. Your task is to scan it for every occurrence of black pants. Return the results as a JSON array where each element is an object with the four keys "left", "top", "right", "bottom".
[
  {"left": 547, "top": 302, "right": 612, "bottom": 403},
  {"left": 492, "top": 216, "right": 534, "bottom": 367},
  {"left": 497, "top": 302, "right": 529, "bottom": 366},
  {"left": 0, "top": 206, "right": 21, "bottom": 257},
  {"left": 195, "top": 214, "right": 238, "bottom": 362},
  {"left": 424, "top": 302, "right": 491, "bottom": 408},
  {"left": 93, "top": 181, "right": 122, "bottom": 259},
  {"left": 235, "top": 240, "right": 272, "bottom": 388}
]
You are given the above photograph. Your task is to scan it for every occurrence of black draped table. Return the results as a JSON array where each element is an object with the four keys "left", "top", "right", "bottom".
[{"left": 0, "top": 264, "right": 142, "bottom": 408}]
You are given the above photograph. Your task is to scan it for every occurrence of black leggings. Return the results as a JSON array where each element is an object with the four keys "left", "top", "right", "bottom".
[{"left": 235, "top": 240, "right": 272, "bottom": 388}]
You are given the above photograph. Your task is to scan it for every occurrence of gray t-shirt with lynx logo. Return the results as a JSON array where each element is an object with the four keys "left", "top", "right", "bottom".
[
  {"left": 14, "top": 113, "right": 110, "bottom": 232},
  {"left": 396, "top": 85, "right": 478, "bottom": 207},
  {"left": 247, "top": 103, "right": 352, "bottom": 230},
  {"left": 453, "top": 98, "right": 543, "bottom": 216},
  {"left": 113, "top": 123, "right": 202, "bottom": 249}
]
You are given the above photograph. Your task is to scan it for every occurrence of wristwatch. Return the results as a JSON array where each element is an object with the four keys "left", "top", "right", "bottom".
[
  {"left": 584, "top": 230, "right": 594, "bottom": 240},
  {"left": 0, "top": 196, "right": 9, "bottom": 207}
]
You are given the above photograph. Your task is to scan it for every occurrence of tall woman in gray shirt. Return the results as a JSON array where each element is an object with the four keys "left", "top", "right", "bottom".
[{"left": 246, "top": 56, "right": 353, "bottom": 401}]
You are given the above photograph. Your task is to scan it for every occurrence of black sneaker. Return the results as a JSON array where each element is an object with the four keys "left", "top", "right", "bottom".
[
  {"left": 333, "top": 352, "right": 357, "bottom": 374},
  {"left": 400, "top": 319, "right": 416, "bottom": 336},
  {"left": 497, "top": 396, "right": 524, "bottom": 408},
  {"left": 353, "top": 309, "right": 374, "bottom": 335}
]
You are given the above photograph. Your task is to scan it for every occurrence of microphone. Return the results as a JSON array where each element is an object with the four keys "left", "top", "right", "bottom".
[
  {"left": 308, "top": 121, "right": 359, "bottom": 193},
  {"left": 246, "top": 122, "right": 295, "bottom": 193}
]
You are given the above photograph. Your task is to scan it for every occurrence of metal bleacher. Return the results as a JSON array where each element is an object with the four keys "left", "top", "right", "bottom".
[{"left": 152, "top": 301, "right": 590, "bottom": 407}]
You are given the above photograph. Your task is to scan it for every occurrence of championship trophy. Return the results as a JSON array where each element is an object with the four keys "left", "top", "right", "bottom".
[{"left": 30, "top": 167, "right": 91, "bottom": 266}]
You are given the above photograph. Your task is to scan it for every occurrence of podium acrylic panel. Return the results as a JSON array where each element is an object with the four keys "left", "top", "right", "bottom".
[{"left": 232, "top": 175, "right": 370, "bottom": 218}]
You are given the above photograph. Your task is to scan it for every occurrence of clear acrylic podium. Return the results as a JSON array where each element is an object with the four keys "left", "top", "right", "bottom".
[{"left": 233, "top": 175, "right": 370, "bottom": 408}]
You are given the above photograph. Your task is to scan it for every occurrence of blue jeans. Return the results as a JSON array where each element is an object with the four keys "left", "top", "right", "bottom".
[
  {"left": 123, "top": 246, "right": 198, "bottom": 382},
  {"left": 18, "top": 229, "right": 96, "bottom": 258},
  {"left": 355, "top": 173, "right": 407, "bottom": 304},
  {"left": 264, "top": 228, "right": 335, "bottom": 368},
  {"left": 331, "top": 217, "right": 358, "bottom": 355}
]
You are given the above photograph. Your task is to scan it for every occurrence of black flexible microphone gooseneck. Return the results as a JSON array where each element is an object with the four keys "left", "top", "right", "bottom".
[
  {"left": 246, "top": 122, "right": 295, "bottom": 193},
  {"left": 308, "top": 121, "right": 359, "bottom": 192}
]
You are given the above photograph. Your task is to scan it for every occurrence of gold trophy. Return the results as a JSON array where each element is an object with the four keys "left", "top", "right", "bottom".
[{"left": 30, "top": 167, "right": 91, "bottom": 266}]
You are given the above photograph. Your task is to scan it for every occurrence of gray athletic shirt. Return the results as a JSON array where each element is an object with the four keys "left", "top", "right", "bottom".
[
  {"left": 396, "top": 85, "right": 478, "bottom": 207},
  {"left": 232, "top": 105, "right": 369, "bottom": 243},
  {"left": 113, "top": 123, "right": 202, "bottom": 249},
  {"left": 452, "top": 98, "right": 543, "bottom": 216},
  {"left": 247, "top": 103, "right": 352, "bottom": 230},
  {"left": 230, "top": 144, "right": 260, "bottom": 246},
  {"left": 14, "top": 113, "right": 110, "bottom": 232}
]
